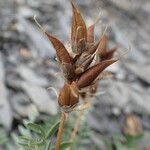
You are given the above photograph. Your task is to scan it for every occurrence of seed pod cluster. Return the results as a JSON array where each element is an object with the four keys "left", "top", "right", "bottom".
[{"left": 44, "top": 1, "right": 118, "bottom": 111}]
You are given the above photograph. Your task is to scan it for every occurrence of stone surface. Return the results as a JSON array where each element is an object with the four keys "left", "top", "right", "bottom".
[
  {"left": 125, "top": 62, "right": 150, "bottom": 84},
  {"left": 17, "top": 64, "right": 49, "bottom": 87},
  {"left": 0, "top": 53, "right": 13, "bottom": 130},
  {"left": 21, "top": 82, "right": 57, "bottom": 115}
]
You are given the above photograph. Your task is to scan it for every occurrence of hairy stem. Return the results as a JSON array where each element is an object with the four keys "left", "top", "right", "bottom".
[
  {"left": 55, "top": 112, "right": 67, "bottom": 150},
  {"left": 66, "top": 110, "right": 84, "bottom": 150},
  {"left": 71, "top": 110, "right": 84, "bottom": 141}
]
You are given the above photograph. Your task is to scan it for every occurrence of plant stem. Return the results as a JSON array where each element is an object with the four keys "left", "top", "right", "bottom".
[
  {"left": 70, "top": 110, "right": 84, "bottom": 141},
  {"left": 66, "top": 110, "right": 84, "bottom": 150},
  {"left": 54, "top": 112, "right": 67, "bottom": 150},
  {"left": 46, "top": 139, "right": 51, "bottom": 150}
]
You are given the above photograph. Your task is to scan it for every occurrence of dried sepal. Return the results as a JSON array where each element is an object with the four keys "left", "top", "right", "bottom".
[
  {"left": 75, "top": 52, "right": 91, "bottom": 67},
  {"left": 71, "top": 1, "right": 87, "bottom": 54},
  {"left": 76, "top": 59, "right": 117, "bottom": 88},
  {"left": 45, "top": 32, "right": 72, "bottom": 64},
  {"left": 80, "top": 82, "right": 98, "bottom": 99},
  {"left": 58, "top": 82, "right": 79, "bottom": 109},
  {"left": 75, "top": 54, "right": 95, "bottom": 75},
  {"left": 60, "top": 63, "right": 75, "bottom": 82}
]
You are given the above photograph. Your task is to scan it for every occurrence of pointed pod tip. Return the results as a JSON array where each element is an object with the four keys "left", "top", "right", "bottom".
[
  {"left": 44, "top": 31, "right": 57, "bottom": 43},
  {"left": 70, "top": 0, "right": 75, "bottom": 9},
  {"left": 107, "top": 59, "right": 119, "bottom": 64},
  {"left": 45, "top": 31, "right": 52, "bottom": 38}
]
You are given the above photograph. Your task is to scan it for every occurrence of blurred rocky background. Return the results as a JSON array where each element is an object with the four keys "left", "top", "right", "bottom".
[{"left": 0, "top": 0, "right": 150, "bottom": 149}]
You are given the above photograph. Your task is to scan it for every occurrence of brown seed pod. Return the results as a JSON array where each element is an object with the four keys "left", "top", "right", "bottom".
[
  {"left": 45, "top": 32, "right": 72, "bottom": 64},
  {"left": 58, "top": 82, "right": 79, "bottom": 109},
  {"left": 87, "top": 24, "right": 95, "bottom": 44},
  {"left": 76, "top": 38, "right": 87, "bottom": 54},
  {"left": 71, "top": 1, "right": 87, "bottom": 54},
  {"left": 87, "top": 42, "right": 99, "bottom": 54},
  {"left": 87, "top": 16, "right": 100, "bottom": 45},
  {"left": 76, "top": 59, "right": 117, "bottom": 89},
  {"left": 45, "top": 32, "right": 75, "bottom": 81},
  {"left": 100, "top": 47, "right": 117, "bottom": 61},
  {"left": 97, "top": 34, "right": 108, "bottom": 54}
]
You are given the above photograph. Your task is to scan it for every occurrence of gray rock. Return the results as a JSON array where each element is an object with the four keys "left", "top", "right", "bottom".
[
  {"left": 17, "top": 16, "right": 55, "bottom": 58},
  {"left": 128, "top": 83, "right": 150, "bottom": 114},
  {"left": 10, "top": 93, "right": 37, "bottom": 118},
  {"left": 0, "top": 53, "right": 13, "bottom": 130},
  {"left": 103, "top": 81, "right": 130, "bottom": 108},
  {"left": 125, "top": 62, "right": 150, "bottom": 84},
  {"left": 98, "top": 80, "right": 150, "bottom": 114},
  {"left": 91, "top": 134, "right": 107, "bottom": 150},
  {"left": 17, "top": 64, "right": 49, "bottom": 87},
  {"left": 21, "top": 81, "right": 57, "bottom": 115}
]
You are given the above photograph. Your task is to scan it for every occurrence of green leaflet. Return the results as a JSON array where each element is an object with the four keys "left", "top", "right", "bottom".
[
  {"left": 18, "top": 136, "right": 43, "bottom": 147},
  {"left": 46, "top": 121, "right": 60, "bottom": 139},
  {"left": 26, "top": 123, "right": 45, "bottom": 136},
  {"left": 59, "top": 141, "right": 72, "bottom": 149},
  {"left": 51, "top": 141, "right": 72, "bottom": 150}
]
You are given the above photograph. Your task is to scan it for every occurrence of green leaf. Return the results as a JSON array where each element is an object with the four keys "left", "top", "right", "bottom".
[
  {"left": 51, "top": 141, "right": 72, "bottom": 150},
  {"left": 59, "top": 142, "right": 72, "bottom": 150},
  {"left": 18, "top": 125, "right": 31, "bottom": 137},
  {"left": 27, "top": 123, "right": 44, "bottom": 135},
  {"left": 46, "top": 121, "right": 60, "bottom": 139},
  {"left": 18, "top": 136, "right": 43, "bottom": 147}
]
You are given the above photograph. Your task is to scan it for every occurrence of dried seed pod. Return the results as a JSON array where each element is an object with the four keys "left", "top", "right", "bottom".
[
  {"left": 87, "top": 24, "right": 95, "bottom": 44},
  {"left": 72, "top": 53, "right": 81, "bottom": 63},
  {"left": 45, "top": 32, "right": 72, "bottom": 64},
  {"left": 87, "top": 16, "right": 100, "bottom": 45},
  {"left": 87, "top": 42, "right": 99, "bottom": 54},
  {"left": 76, "top": 59, "right": 117, "bottom": 88},
  {"left": 97, "top": 34, "right": 108, "bottom": 54},
  {"left": 58, "top": 82, "right": 79, "bottom": 109},
  {"left": 100, "top": 47, "right": 117, "bottom": 61},
  {"left": 45, "top": 32, "right": 75, "bottom": 81},
  {"left": 123, "top": 114, "right": 143, "bottom": 137},
  {"left": 77, "top": 39, "right": 87, "bottom": 53},
  {"left": 71, "top": 1, "right": 87, "bottom": 54}
]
